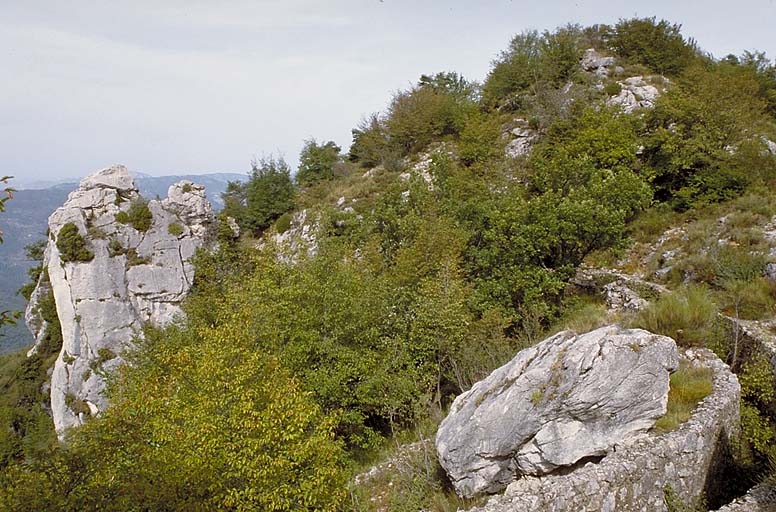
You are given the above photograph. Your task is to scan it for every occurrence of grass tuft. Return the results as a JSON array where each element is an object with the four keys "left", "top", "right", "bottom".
[{"left": 654, "top": 364, "right": 713, "bottom": 432}]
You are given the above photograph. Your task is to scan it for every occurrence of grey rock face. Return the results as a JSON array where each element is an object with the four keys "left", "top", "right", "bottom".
[
  {"left": 606, "top": 76, "right": 662, "bottom": 113},
  {"left": 25, "top": 165, "right": 213, "bottom": 436},
  {"left": 581, "top": 48, "right": 616, "bottom": 77},
  {"left": 504, "top": 119, "right": 538, "bottom": 158},
  {"left": 467, "top": 348, "right": 739, "bottom": 512},
  {"left": 436, "top": 325, "right": 679, "bottom": 498}
]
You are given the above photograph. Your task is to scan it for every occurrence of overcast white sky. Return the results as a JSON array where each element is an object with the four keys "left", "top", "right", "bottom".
[{"left": 2, "top": 0, "right": 775, "bottom": 186}]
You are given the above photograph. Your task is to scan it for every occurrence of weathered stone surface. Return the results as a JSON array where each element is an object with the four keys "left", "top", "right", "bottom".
[
  {"left": 467, "top": 348, "right": 740, "bottom": 512},
  {"left": 714, "top": 483, "right": 776, "bottom": 511},
  {"left": 504, "top": 119, "right": 538, "bottom": 158},
  {"left": 436, "top": 325, "right": 679, "bottom": 497},
  {"left": 581, "top": 48, "right": 616, "bottom": 77},
  {"left": 25, "top": 165, "right": 213, "bottom": 437},
  {"left": 607, "top": 76, "right": 662, "bottom": 113},
  {"left": 571, "top": 267, "right": 669, "bottom": 312}
]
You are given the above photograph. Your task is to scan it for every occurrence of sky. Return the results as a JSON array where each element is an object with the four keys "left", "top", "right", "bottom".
[{"left": 2, "top": 0, "right": 775, "bottom": 187}]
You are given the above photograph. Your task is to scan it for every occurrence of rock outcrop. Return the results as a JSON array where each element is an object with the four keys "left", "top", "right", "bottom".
[
  {"left": 436, "top": 325, "right": 679, "bottom": 497},
  {"left": 504, "top": 119, "right": 539, "bottom": 159},
  {"left": 607, "top": 76, "right": 664, "bottom": 113},
  {"left": 580, "top": 48, "right": 618, "bottom": 77},
  {"left": 467, "top": 348, "right": 740, "bottom": 512},
  {"left": 25, "top": 165, "right": 213, "bottom": 436}
]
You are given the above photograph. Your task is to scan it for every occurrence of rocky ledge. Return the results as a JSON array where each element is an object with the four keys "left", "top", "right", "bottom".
[{"left": 25, "top": 165, "right": 213, "bottom": 436}]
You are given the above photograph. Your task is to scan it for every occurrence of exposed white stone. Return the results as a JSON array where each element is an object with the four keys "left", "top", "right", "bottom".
[
  {"left": 465, "top": 348, "right": 740, "bottom": 511},
  {"left": 606, "top": 76, "right": 662, "bottom": 113},
  {"left": 436, "top": 325, "right": 679, "bottom": 497},
  {"left": 505, "top": 119, "right": 538, "bottom": 158},
  {"left": 25, "top": 165, "right": 213, "bottom": 437},
  {"left": 581, "top": 48, "right": 616, "bottom": 77}
]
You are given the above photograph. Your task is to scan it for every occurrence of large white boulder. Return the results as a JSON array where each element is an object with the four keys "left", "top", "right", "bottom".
[{"left": 436, "top": 325, "right": 679, "bottom": 498}]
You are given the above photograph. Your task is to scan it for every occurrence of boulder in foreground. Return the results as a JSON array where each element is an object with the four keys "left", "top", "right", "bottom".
[{"left": 436, "top": 325, "right": 679, "bottom": 497}]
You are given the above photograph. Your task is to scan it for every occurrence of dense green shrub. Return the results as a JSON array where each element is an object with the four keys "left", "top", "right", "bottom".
[
  {"left": 609, "top": 17, "right": 699, "bottom": 76},
  {"left": 243, "top": 157, "right": 296, "bottom": 235},
  {"left": 0, "top": 270, "right": 61, "bottom": 468},
  {"left": 385, "top": 72, "right": 477, "bottom": 155},
  {"left": 56, "top": 223, "right": 94, "bottom": 263},
  {"left": 17, "top": 240, "right": 46, "bottom": 300},
  {"left": 296, "top": 139, "right": 342, "bottom": 186},
  {"left": 349, "top": 113, "right": 393, "bottom": 168},
  {"left": 482, "top": 26, "right": 583, "bottom": 110},
  {"left": 643, "top": 63, "right": 776, "bottom": 209},
  {"left": 167, "top": 222, "right": 184, "bottom": 236},
  {"left": 115, "top": 199, "right": 153, "bottom": 232},
  {"left": 0, "top": 329, "right": 347, "bottom": 511}
]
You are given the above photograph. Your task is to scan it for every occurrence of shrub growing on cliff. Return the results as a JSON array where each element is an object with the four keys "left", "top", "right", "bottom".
[
  {"left": 56, "top": 223, "right": 94, "bottom": 263},
  {"left": 115, "top": 199, "right": 153, "bottom": 232},
  {"left": 0, "top": 321, "right": 348, "bottom": 511},
  {"left": 643, "top": 63, "right": 776, "bottom": 209}
]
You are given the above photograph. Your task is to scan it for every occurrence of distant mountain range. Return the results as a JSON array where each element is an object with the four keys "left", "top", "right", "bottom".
[{"left": 0, "top": 172, "right": 246, "bottom": 353}]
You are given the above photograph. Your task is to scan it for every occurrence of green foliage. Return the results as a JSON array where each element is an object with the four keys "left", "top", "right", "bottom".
[
  {"left": 654, "top": 364, "right": 713, "bottom": 431},
  {"left": 733, "top": 50, "right": 776, "bottom": 118},
  {"left": 274, "top": 212, "right": 293, "bottom": 234},
  {"left": 0, "top": 268, "right": 61, "bottom": 468},
  {"left": 349, "top": 113, "right": 395, "bottom": 168},
  {"left": 243, "top": 156, "right": 296, "bottom": 235},
  {"left": 643, "top": 63, "right": 776, "bottom": 209},
  {"left": 631, "top": 286, "right": 720, "bottom": 347},
  {"left": 457, "top": 112, "right": 504, "bottom": 166},
  {"left": 609, "top": 17, "right": 699, "bottom": 76},
  {"left": 386, "top": 72, "right": 477, "bottom": 155},
  {"left": 468, "top": 107, "right": 650, "bottom": 325},
  {"left": 115, "top": 199, "right": 154, "bottom": 232},
  {"left": 603, "top": 81, "right": 622, "bottom": 96},
  {"left": 296, "top": 139, "right": 341, "bottom": 187},
  {"left": 0, "top": 176, "right": 13, "bottom": 246},
  {"left": 167, "top": 222, "right": 184, "bottom": 236},
  {"left": 220, "top": 180, "right": 247, "bottom": 227},
  {"left": 108, "top": 239, "right": 125, "bottom": 257},
  {"left": 18, "top": 240, "right": 47, "bottom": 301},
  {"left": 56, "top": 222, "right": 94, "bottom": 263},
  {"left": 482, "top": 25, "right": 583, "bottom": 110},
  {"left": 0, "top": 326, "right": 347, "bottom": 510}
]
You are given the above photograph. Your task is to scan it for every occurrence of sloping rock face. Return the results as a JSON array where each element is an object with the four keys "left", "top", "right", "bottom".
[
  {"left": 436, "top": 325, "right": 679, "bottom": 498},
  {"left": 25, "top": 165, "right": 213, "bottom": 436},
  {"left": 468, "top": 348, "right": 740, "bottom": 512}
]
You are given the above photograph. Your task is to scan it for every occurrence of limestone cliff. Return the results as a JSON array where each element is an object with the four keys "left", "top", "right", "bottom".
[{"left": 25, "top": 165, "right": 213, "bottom": 436}]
